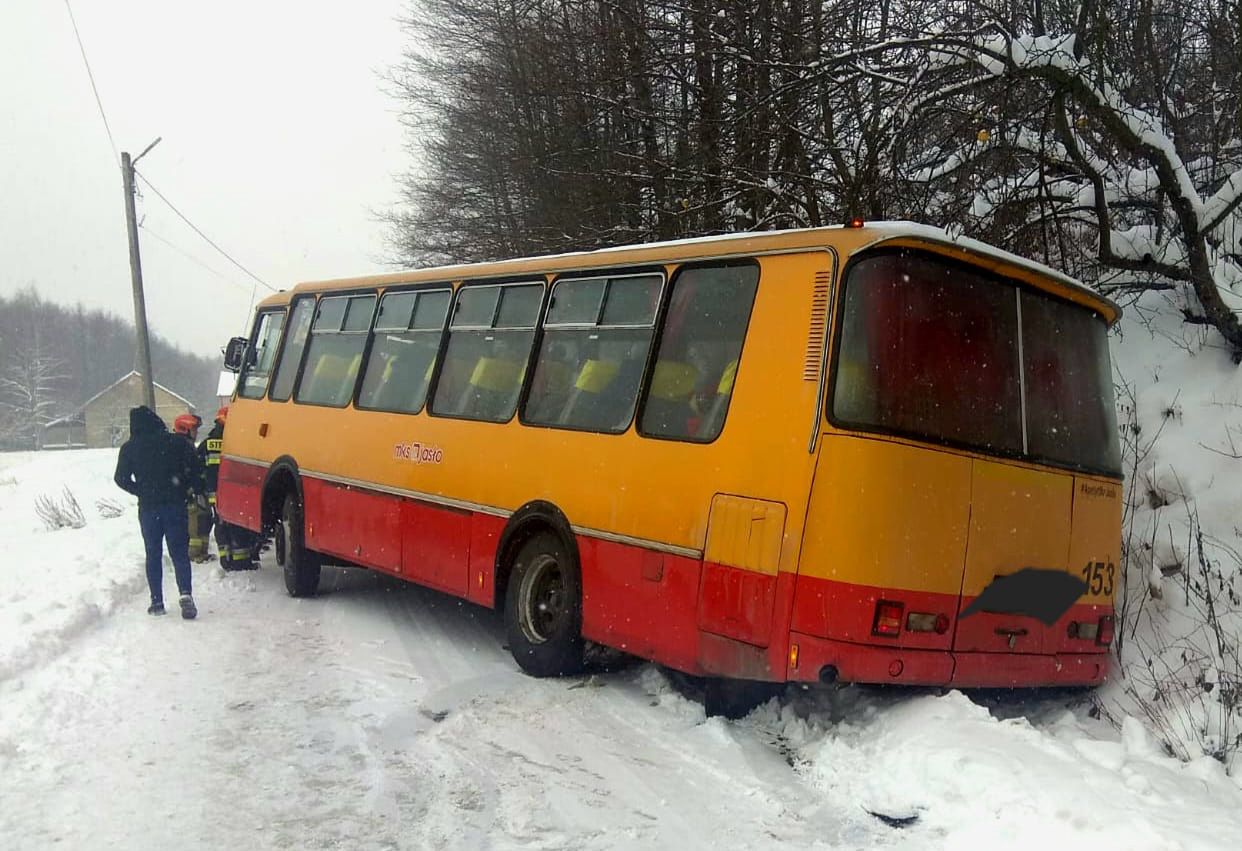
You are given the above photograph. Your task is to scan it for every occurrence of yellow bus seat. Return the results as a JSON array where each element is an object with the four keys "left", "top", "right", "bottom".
[
  {"left": 644, "top": 361, "right": 699, "bottom": 435},
  {"left": 649, "top": 361, "right": 697, "bottom": 401},
  {"left": 458, "top": 355, "right": 523, "bottom": 419},
  {"left": 560, "top": 359, "right": 622, "bottom": 427},
  {"left": 305, "top": 352, "right": 356, "bottom": 404},
  {"left": 697, "top": 359, "right": 739, "bottom": 438}
]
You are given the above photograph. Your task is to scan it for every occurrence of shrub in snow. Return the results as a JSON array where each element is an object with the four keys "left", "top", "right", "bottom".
[
  {"left": 34, "top": 487, "right": 86, "bottom": 531},
  {"left": 95, "top": 498, "right": 125, "bottom": 519}
]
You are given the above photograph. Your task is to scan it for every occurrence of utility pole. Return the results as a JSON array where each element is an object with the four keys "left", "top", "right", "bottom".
[{"left": 121, "top": 137, "right": 161, "bottom": 411}]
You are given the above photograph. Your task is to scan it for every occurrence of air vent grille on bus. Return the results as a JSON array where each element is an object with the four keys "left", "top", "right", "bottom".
[{"left": 803, "top": 271, "right": 832, "bottom": 380}]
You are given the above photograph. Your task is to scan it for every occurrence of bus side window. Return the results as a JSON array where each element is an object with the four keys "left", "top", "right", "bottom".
[
  {"left": 357, "top": 289, "right": 449, "bottom": 414},
  {"left": 270, "top": 296, "right": 317, "bottom": 402},
  {"left": 294, "top": 294, "right": 376, "bottom": 408},
  {"left": 238, "top": 309, "right": 286, "bottom": 399},
  {"left": 524, "top": 273, "right": 662, "bottom": 433},
  {"left": 430, "top": 283, "right": 542, "bottom": 423},
  {"left": 640, "top": 263, "right": 759, "bottom": 442}
]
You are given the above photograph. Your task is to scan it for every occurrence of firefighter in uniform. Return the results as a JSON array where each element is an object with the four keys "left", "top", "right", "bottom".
[
  {"left": 173, "top": 413, "right": 212, "bottom": 563},
  {"left": 200, "top": 407, "right": 258, "bottom": 570}
]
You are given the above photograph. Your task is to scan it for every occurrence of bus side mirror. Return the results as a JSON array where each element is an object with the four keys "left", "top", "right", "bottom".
[{"left": 222, "top": 337, "right": 249, "bottom": 372}]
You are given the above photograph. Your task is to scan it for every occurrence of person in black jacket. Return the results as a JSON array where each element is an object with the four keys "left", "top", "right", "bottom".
[{"left": 114, "top": 406, "right": 202, "bottom": 619}]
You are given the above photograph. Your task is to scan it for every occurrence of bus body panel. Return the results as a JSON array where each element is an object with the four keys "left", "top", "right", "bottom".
[
  {"left": 578, "top": 538, "right": 703, "bottom": 673},
  {"left": 303, "top": 477, "right": 403, "bottom": 573},
  {"left": 794, "top": 434, "right": 971, "bottom": 650},
  {"left": 697, "top": 495, "right": 787, "bottom": 647},
  {"left": 953, "top": 461, "right": 1073, "bottom": 655},
  {"left": 218, "top": 457, "right": 264, "bottom": 531},
  {"left": 400, "top": 499, "right": 471, "bottom": 595}
]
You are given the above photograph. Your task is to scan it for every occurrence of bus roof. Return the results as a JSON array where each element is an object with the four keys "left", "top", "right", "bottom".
[{"left": 259, "top": 222, "right": 1120, "bottom": 323}]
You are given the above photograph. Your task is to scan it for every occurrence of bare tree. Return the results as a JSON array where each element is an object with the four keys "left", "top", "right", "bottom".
[{"left": 0, "top": 325, "right": 67, "bottom": 449}]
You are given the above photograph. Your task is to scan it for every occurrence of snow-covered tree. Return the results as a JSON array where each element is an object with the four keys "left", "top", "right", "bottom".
[{"left": 873, "top": 0, "right": 1242, "bottom": 352}]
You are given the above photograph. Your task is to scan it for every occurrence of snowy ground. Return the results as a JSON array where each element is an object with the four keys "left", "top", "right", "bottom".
[{"left": 2, "top": 449, "right": 1242, "bottom": 850}]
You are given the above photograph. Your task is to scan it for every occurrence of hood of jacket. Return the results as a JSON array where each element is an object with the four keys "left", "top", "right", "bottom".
[{"left": 129, "top": 406, "right": 166, "bottom": 437}]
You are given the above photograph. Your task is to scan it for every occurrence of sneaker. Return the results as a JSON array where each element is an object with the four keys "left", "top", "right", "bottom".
[
  {"left": 179, "top": 595, "right": 197, "bottom": 620},
  {"left": 147, "top": 602, "right": 166, "bottom": 616}
]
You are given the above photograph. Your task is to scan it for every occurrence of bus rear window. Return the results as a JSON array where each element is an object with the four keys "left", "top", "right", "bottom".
[
  {"left": 832, "top": 250, "right": 1120, "bottom": 475},
  {"left": 1021, "top": 290, "right": 1121, "bottom": 473},
  {"left": 833, "top": 253, "right": 1021, "bottom": 454}
]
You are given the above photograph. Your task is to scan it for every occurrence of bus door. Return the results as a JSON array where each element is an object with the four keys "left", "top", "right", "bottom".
[{"left": 952, "top": 461, "right": 1072, "bottom": 655}]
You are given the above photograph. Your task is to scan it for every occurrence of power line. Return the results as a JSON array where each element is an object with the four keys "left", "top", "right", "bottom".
[
  {"left": 134, "top": 170, "right": 278, "bottom": 293},
  {"left": 62, "top": 0, "right": 118, "bottom": 165},
  {"left": 138, "top": 223, "right": 255, "bottom": 294},
  {"left": 141, "top": 223, "right": 264, "bottom": 337}
]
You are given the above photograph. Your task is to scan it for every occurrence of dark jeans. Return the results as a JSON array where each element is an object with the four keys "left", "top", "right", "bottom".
[{"left": 138, "top": 503, "right": 193, "bottom": 604}]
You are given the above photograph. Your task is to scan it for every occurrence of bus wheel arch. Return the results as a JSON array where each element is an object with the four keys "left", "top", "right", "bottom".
[
  {"left": 261, "top": 458, "right": 302, "bottom": 568},
  {"left": 494, "top": 501, "right": 578, "bottom": 612},
  {"left": 497, "top": 502, "right": 585, "bottom": 677}
]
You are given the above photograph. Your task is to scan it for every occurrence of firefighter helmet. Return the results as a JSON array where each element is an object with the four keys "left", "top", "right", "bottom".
[{"left": 173, "top": 413, "right": 199, "bottom": 436}]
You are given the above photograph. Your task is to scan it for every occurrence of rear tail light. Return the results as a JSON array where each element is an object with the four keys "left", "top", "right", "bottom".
[
  {"left": 1096, "top": 615, "right": 1115, "bottom": 646},
  {"left": 872, "top": 600, "right": 904, "bottom": 637}
]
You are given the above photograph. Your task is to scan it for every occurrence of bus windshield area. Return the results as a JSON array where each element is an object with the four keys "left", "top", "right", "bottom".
[{"left": 832, "top": 250, "right": 1121, "bottom": 476}]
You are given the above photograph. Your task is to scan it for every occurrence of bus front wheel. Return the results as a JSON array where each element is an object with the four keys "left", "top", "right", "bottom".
[
  {"left": 505, "top": 531, "right": 585, "bottom": 677},
  {"left": 281, "top": 493, "right": 321, "bottom": 598}
]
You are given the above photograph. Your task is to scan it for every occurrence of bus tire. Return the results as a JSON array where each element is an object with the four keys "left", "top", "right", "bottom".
[
  {"left": 504, "top": 531, "right": 584, "bottom": 677},
  {"left": 281, "top": 492, "right": 321, "bottom": 598}
]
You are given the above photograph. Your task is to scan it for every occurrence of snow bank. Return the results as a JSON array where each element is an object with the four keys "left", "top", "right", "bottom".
[
  {"left": 0, "top": 449, "right": 145, "bottom": 682},
  {"left": 756, "top": 689, "right": 1242, "bottom": 850},
  {"left": 1103, "top": 291, "right": 1242, "bottom": 772}
]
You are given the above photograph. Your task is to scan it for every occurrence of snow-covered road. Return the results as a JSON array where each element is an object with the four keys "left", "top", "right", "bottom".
[{"left": 2, "top": 450, "right": 1241, "bottom": 850}]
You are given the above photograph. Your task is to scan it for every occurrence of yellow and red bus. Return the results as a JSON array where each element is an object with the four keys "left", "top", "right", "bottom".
[{"left": 217, "top": 223, "right": 1121, "bottom": 702}]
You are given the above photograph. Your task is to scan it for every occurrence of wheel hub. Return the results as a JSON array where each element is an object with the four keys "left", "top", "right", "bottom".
[{"left": 518, "top": 553, "right": 565, "bottom": 644}]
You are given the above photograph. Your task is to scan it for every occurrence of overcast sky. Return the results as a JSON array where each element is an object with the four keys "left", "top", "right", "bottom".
[{"left": 0, "top": 1, "right": 410, "bottom": 358}]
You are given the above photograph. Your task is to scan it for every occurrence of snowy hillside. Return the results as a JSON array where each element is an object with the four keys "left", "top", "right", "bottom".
[
  {"left": 2, "top": 444, "right": 1241, "bottom": 849},
  {"left": 1101, "top": 293, "right": 1242, "bottom": 770}
]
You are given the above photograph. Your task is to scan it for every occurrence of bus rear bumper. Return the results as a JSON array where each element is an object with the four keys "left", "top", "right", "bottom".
[{"left": 788, "top": 632, "right": 1109, "bottom": 688}]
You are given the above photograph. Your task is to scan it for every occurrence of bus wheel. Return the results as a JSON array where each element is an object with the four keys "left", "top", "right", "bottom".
[
  {"left": 505, "top": 531, "right": 584, "bottom": 677},
  {"left": 281, "top": 493, "right": 321, "bottom": 598}
]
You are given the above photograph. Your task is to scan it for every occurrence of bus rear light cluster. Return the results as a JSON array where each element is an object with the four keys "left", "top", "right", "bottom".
[
  {"left": 872, "top": 600, "right": 904, "bottom": 637},
  {"left": 1069, "top": 620, "right": 1095, "bottom": 640},
  {"left": 906, "top": 612, "right": 952, "bottom": 634},
  {"left": 1067, "top": 615, "right": 1115, "bottom": 645}
]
